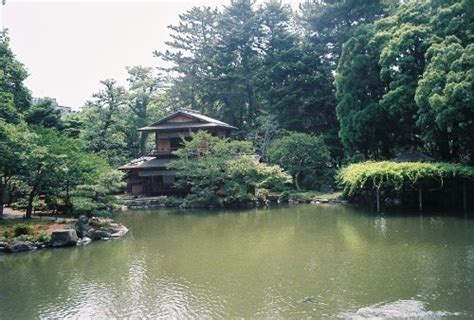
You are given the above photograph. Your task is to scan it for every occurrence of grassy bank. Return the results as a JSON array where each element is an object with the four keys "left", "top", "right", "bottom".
[{"left": 0, "top": 219, "right": 75, "bottom": 243}]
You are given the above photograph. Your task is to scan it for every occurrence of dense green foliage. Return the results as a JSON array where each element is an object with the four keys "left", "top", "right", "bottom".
[
  {"left": 336, "top": 0, "right": 474, "bottom": 162},
  {"left": 71, "top": 0, "right": 473, "bottom": 168},
  {"left": 80, "top": 69, "right": 164, "bottom": 166},
  {"left": 0, "top": 32, "right": 123, "bottom": 218},
  {"left": 268, "top": 132, "right": 333, "bottom": 191},
  {"left": 338, "top": 161, "right": 474, "bottom": 196},
  {"left": 154, "top": 0, "right": 395, "bottom": 162},
  {"left": 169, "top": 131, "right": 291, "bottom": 207},
  {"left": 26, "top": 98, "right": 64, "bottom": 130},
  {"left": 0, "top": 30, "right": 31, "bottom": 123}
]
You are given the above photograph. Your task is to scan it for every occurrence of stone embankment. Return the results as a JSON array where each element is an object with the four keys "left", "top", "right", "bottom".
[
  {"left": 0, "top": 216, "right": 128, "bottom": 254},
  {"left": 124, "top": 193, "right": 348, "bottom": 210}
]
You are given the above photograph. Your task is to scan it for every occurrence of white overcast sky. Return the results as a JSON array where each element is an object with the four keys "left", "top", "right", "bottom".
[{"left": 0, "top": 0, "right": 303, "bottom": 109}]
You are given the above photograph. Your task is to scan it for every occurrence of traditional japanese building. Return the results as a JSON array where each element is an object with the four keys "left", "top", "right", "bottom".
[{"left": 119, "top": 108, "right": 236, "bottom": 196}]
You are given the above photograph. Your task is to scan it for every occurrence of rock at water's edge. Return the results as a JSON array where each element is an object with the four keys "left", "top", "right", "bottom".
[
  {"left": 89, "top": 229, "right": 112, "bottom": 240},
  {"left": 51, "top": 229, "right": 78, "bottom": 247},
  {"left": 77, "top": 237, "right": 91, "bottom": 246},
  {"left": 6, "top": 241, "right": 37, "bottom": 253},
  {"left": 75, "top": 215, "right": 90, "bottom": 238}
]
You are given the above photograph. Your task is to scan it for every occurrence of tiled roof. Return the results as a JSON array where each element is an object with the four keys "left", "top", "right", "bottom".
[
  {"left": 118, "top": 157, "right": 173, "bottom": 170},
  {"left": 138, "top": 109, "right": 237, "bottom": 131}
]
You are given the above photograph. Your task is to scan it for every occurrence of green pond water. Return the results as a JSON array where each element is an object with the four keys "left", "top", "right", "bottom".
[{"left": 1, "top": 204, "right": 473, "bottom": 319}]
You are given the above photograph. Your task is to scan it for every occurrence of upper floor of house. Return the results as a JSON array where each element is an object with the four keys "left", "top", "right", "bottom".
[{"left": 139, "top": 108, "right": 237, "bottom": 156}]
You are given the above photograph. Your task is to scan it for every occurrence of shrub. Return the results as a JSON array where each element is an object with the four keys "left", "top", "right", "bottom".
[
  {"left": 255, "top": 188, "right": 270, "bottom": 202},
  {"left": 36, "top": 231, "right": 50, "bottom": 243},
  {"left": 92, "top": 210, "right": 112, "bottom": 218},
  {"left": 164, "top": 196, "right": 182, "bottom": 207},
  {"left": 13, "top": 223, "right": 32, "bottom": 237},
  {"left": 2, "top": 228, "right": 13, "bottom": 239},
  {"left": 268, "top": 132, "right": 334, "bottom": 190},
  {"left": 169, "top": 131, "right": 292, "bottom": 207},
  {"left": 16, "top": 234, "right": 34, "bottom": 241}
]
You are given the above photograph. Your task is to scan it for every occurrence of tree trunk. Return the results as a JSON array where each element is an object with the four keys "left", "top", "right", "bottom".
[
  {"left": 376, "top": 188, "right": 381, "bottom": 212},
  {"left": 463, "top": 181, "right": 467, "bottom": 212},
  {"left": 246, "top": 83, "right": 256, "bottom": 127},
  {"left": 25, "top": 190, "right": 36, "bottom": 219},
  {"left": 64, "top": 181, "right": 72, "bottom": 215},
  {"left": 295, "top": 171, "right": 302, "bottom": 191},
  {"left": 418, "top": 185, "right": 423, "bottom": 212}
]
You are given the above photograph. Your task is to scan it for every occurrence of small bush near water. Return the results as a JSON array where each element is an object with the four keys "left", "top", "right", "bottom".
[
  {"left": 13, "top": 224, "right": 32, "bottom": 237},
  {"left": 36, "top": 231, "right": 50, "bottom": 243}
]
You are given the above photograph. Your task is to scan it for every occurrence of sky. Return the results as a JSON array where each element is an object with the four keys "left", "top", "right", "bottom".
[{"left": 0, "top": 0, "right": 303, "bottom": 110}]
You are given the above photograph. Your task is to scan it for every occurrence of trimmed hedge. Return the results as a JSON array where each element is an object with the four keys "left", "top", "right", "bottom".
[{"left": 337, "top": 161, "right": 474, "bottom": 196}]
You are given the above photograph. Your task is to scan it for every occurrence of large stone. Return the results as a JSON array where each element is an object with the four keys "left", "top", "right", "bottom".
[
  {"left": 6, "top": 241, "right": 37, "bottom": 253},
  {"left": 88, "top": 221, "right": 128, "bottom": 240},
  {"left": 77, "top": 237, "right": 91, "bottom": 246},
  {"left": 89, "top": 229, "right": 112, "bottom": 240},
  {"left": 51, "top": 229, "right": 78, "bottom": 247},
  {"left": 75, "top": 215, "right": 90, "bottom": 238},
  {"left": 110, "top": 225, "right": 129, "bottom": 238}
]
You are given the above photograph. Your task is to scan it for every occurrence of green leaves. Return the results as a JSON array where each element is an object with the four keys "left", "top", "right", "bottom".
[
  {"left": 337, "top": 161, "right": 474, "bottom": 196},
  {"left": 169, "top": 131, "right": 290, "bottom": 207},
  {"left": 416, "top": 37, "right": 474, "bottom": 161},
  {"left": 336, "top": 0, "right": 474, "bottom": 162},
  {"left": 268, "top": 132, "right": 333, "bottom": 190},
  {"left": 0, "top": 30, "right": 31, "bottom": 118}
]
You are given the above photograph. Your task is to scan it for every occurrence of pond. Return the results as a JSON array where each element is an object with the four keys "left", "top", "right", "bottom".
[{"left": 1, "top": 204, "right": 473, "bottom": 319}]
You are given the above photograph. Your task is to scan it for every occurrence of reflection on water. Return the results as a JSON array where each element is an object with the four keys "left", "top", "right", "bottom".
[
  {"left": 0, "top": 204, "right": 473, "bottom": 319},
  {"left": 339, "top": 299, "right": 462, "bottom": 319}
]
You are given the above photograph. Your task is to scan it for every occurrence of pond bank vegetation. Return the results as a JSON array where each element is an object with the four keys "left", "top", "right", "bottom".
[
  {"left": 124, "top": 191, "right": 344, "bottom": 210},
  {"left": 338, "top": 161, "right": 474, "bottom": 212},
  {"left": 0, "top": 215, "right": 128, "bottom": 254}
]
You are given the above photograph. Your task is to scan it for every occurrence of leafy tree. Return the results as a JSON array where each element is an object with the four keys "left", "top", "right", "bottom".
[
  {"left": 0, "top": 30, "right": 126, "bottom": 218},
  {"left": 78, "top": 69, "right": 167, "bottom": 165},
  {"left": 416, "top": 37, "right": 474, "bottom": 163},
  {"left": 169, "top": 131, "right": 290, "bottom": 207},
  {"left": 255, "top": 1, "right": 308, "bottom": 132},
  {"left": 0, "top": 29, "right": 31, "bottom": 123},
  {"left": 0, "top": 121, "right": 31, "bottom": 216},
  {"left": 155, "top": 6, "right": 220, "bottom": 113},
  {"left": 80, "top": 79, "right": 128, "bottom": 166},
  {"left": 12, "top": 127, "right": 123, "bottom": 218},
  {"left": 125, "top": 66, "right": 164, "bottom": 155},
  {"left": 0, "top": 75, "right": 18, "bottom": 124},
  {"left": 299, "top": 0, "right": 397, "bottom": 68},
  {"left": 72, "top": 169, "right": 125, "bottom": 217},
  {"left": 268, "top": 132, "right": 332, "bottom": 190},
  {"left": 19, "top": 128, "right": 69, "bottom": 218},
  {"left": 224, "top": 157, "right": 291, "bottom": 206},
  {"left": 295, "top": 0, "right": 394, "bottom": 160},
  {"left": 63, "top": 113, "right": 84, "bottom": 138},
  {"left": 213, "top": 0, "right": 263, "bottom": 131},
  {"left": 245, "top": 114, "right": 285, "bottom": 161},
  {"left": 335, "top": 25, "right": 392, "bottom": 159},
  {"left": 336, "top": 0, "right": 472, "bottom": 161},
  {"left": 25, "top": 97, "right": 64, "bottom": 130}
]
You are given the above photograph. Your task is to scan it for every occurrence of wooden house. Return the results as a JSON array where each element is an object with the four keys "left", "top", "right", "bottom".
[{"left": 119, "top": 109, "right": 236, "bottom": 196}]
